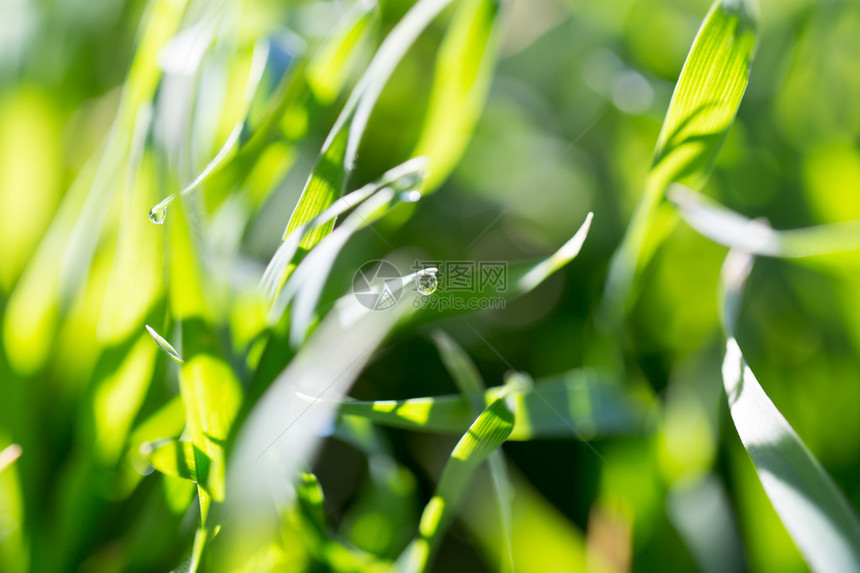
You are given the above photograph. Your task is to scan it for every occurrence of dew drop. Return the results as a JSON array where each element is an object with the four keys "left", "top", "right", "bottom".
[
  {"left": 148, "top": 205, "right": 167, "bottom": 224},
  {"left": 415, "top": 271, "right": 437, "bottom": 296},
  {"left": 400, "top": 189, "right": 422, "bottom": 203}
]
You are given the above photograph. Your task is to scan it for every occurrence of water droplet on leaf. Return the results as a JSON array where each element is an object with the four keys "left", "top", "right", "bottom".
[
  {"left": 400, "top": 190, "right": 422, "bottom": 203},
  {"left": 148, "top": 206, "right": 167, "bottom": 224},
  {"left": 415, "top": 272, "right": 437, "bottom": 296}
]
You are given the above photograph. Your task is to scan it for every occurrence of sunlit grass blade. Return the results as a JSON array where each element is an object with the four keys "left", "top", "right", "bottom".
[
  {"left": 397, "top": 394, "right": 515, "bottom": 573},
  {"left": 91, "top": 332, "right": 161, "bottom": 464},
  {"left": 141, "top": 438, "right": 210, "bottom": 489},
  {"left": 402, "top": 213, "right": 593, "bottom": 328},
  {"left": 2, "top": 0, "right": 189, "bottom": 375},
  {"left": 0, "top": 444, "right": 22, "bottom": 474},
  {"left": 413, "top": 0, "right": 500, "bottom": 191},
  {"left": 223, "top": 291, "right": 416, "bottom": 564},
  {"left": 510, "top": 212, "right": 592, "bottom": 294},
  {"left": 602, "top": 0, "right": 757, "bottom": 324},
  {"left": 431, "top": 330, "right": 513, "bottom": 571},
  {"left": 338, "top": 369, "right": 647, "bottom": 441},
  {"left": 719, "top": 250, "right": 860, "bottom": 572},
  {"left": 167, "top": 201, "right": 242, "bottom": 509},
  {"left": 721, "top": 338, "right": 860, "bottom": 571},
  {"left": 148, "top": 37, "right": 273, "bottom": 221},
  {"left": 145, "top": 324, "right": 184, "bottom": 363},
  {"left": 670, "top": 185, "right": 860, "bottom": 258},
  {"left": 277, "top": 0, "right": 455, "bottom": 284},
  {"left": 261, "top": 156, "right": 428, "bottom": 318},
  {"left": 296, "top": 472, "right": 327, "bottom": 538},
  {"left": 307, "top": 0, "right": 378, "bottom": 104}
]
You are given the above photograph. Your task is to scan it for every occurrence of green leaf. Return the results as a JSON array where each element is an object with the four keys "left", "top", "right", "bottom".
[
  {"left": 145, "top": 325, "right": 184, "bottom": 364},
  {"left": 296, "top": 472, "right": 328, "bottom": 538},
  {"left": 147, "top": 37, "right": 274, "bottom": 221},
  {"left": 722, "top": 337, "right": 860, "bottom": 572},
  {"left": 141, "top": 438, "right": 211, "bottom": 488},
  {"left": 261, "top": 157, "right": 429, "bottom": 328},
  {"left": 670, "top": 185, "right": 860, "bottom": 258},
  {"left": 397, "top": 395, "right": 515, "bottom": 573},
  {"left": 719, "top": 250, "right": 860, "bottom": 571},
  {"left": 413, "top": 0, "right": 500, "bottom": 191},
  {"left": 307, "top": 1, "right": 378, "bottom": 104},
  {"left": 0, "top": 444, "right": 21, "bottom": 474},
  {"left": 338, "top": 369, "right": 646, "bottom": 441},
  {"left": 431, "top": 331, "right": 513, "bottom": 570},
  {"left": 168, "top": 202, "right": 243, "bottom": 507},
  {"left": 274, "top": 0, "right": 455, "bottom": 291},
  {"left": 602, "top": 0, "right": 757, "bottom": 322}
]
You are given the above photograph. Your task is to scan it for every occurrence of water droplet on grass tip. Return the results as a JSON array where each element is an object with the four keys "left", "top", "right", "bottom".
[
  {"left": 148, "top": 205, "right": 167, "bottom": 224},
  {"left": 415, "top": 271, "right": 437, "bottom": 296},
  {"left": 400, "top": 189, "right": 422, "bottom": 203}
]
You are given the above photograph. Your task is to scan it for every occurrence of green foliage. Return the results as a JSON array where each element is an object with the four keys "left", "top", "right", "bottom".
[{"left": 3, "top": 0, "right": 860, "bottom": 571}]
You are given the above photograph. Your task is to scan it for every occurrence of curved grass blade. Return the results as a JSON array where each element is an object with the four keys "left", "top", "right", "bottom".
[
  {"left": 722, "top": 338, "right": 860, "bottom": 572},
  {"left": 148, "top": 38, "right": 273, "bottom": 221},
  {"left": 0, "top": 444, "right": 22, "bottom": 474},
  {"left": 401, "top": 213, "right": 593, "bottom": 328},
  {"left": 431, "top": 331, "right": 513, "bottom": 571},
  {"left": 602, "top": 0, "right": 757, "bottom": 324},
  {"left": 225, "top": 288, "right": 417, "bottom": 557},
  {"left": 670, "top": 185, "right": 860, "bottom": 258},
  {"left": 141, "top": 438, "right": 211, "bottom": 489},
  {"left": 307, "top": 0, "right": 378, "bottom": 105},
  {"left": 511, "top": 212, "right": 592, "bottom": 294},
  {"left": 277, "top": 0, "right": 455, "bottom": 287},
  {"left": 396, "top": 394, "right": 515, "bottom": 573},
  {"left": 413, "top": 0, "right": 500, "bottom": 191},
  {"left": 719, "top": 250, "right": 860, "bottom": 572},
  {"left": 145, "top": 324, "right": 184, "bottom": 364},
  {"left": 338, "top": 369, "right": 647, "bottom": 441},
  {"left": 2, "top": 0, "right": 190, "bottom": 374},
  {"left": 261, "top": 156, "right": 428, "bottom": 312},
  {"left": 284, "top": 188, "right": 398, "bottom": 345}
]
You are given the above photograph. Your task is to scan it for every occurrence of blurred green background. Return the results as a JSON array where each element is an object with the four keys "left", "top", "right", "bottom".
[{"left": 2, "top": 0, "right": 860, "bottom": 571}]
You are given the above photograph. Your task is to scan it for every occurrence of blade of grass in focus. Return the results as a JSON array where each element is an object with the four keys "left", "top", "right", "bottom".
[
  {"left": 718, "top": 250, "right": 860, "bottom": 572},
  {"left": 431, "top": 331, "right": 514, "bottom": 571},
  {"left": 670, "top": 185, "right": 860, "bottom": 258},
  {"left": 396, "top": 394, "right": 515, "bottom": 573},
  {"left": 601, "top": 0, "right": 757, "bottom": 325},
  {"left": 338, "top": 369, "right": 647, "bottom": 440},
  {"left": 271, "top": 0, "right": 457, "bottom": 299},
  {"left": 413, "top": 0, "right": 500, "bottom": 191}
]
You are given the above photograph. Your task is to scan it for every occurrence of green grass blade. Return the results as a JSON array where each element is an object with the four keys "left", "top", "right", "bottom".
[
  {"left": 431, "top": 330, "right": 513, "bottom": 570},
  {"left": 307, "top": 1, "right": 378, "bottom": 104},
  {"left": 277, "top": 0, "right": 454, "bottom": 281},
  {"left": 722, "top": 337, "right": 860, "bottom": 571},
  {"left": 145, "top": 325, "right": 184, "bottom": 364},
  {"left": 338, "top": 369, "right": 647, "bottom": 441},
  {"left": 602, "top": 0, "right": 757, "bottom": 323},
  {"left": 148, "top": 37, "right": 274, "bottom": 220},
  {"left": 671, "top": 185, "right": 860, "bottom": 258},
  {"left": 413, "top": 0, "right": 500, "bottom": 191},
  {"left": 431, "top": 331, "right": 485, "bottom": 406},
  {"left": 141, "top": 438, "right": 210, "bottom": 489},
  {"left": 225, "top": 293, "right": 416, "bottom": 562},
  {"left": 510, "top": 212, "right": 592, "bottom": 295},
  {"left": 168, "top": 202, "right": 243, "bottom": 507},
  {"left": 397, "top": 394, "right": 515, "bottom": 573},
  {"left": 0, "top": 444, "right": 22, "bottom": 474},
  {"left": 261, "top": 156, "right": 428, "bottom": 309},
  {"left": 719, "top": 251, "right": 860, "bottom": 571}
]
